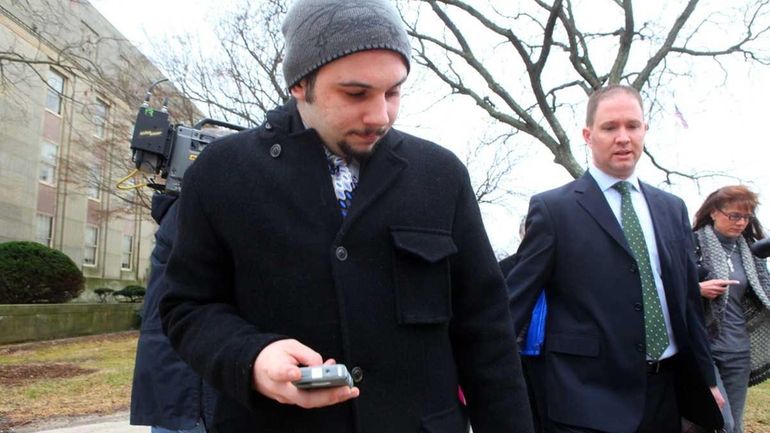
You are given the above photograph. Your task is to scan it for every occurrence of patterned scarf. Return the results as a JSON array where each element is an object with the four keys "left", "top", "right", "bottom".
[{"left": 695, "top": 225, "right": 770, "bottom": 385}]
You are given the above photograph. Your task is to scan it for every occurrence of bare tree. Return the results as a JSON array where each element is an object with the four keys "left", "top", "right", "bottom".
[
  {"left": 401, "top": 0, "right": 770, "bottom": 183},
  {"left": 149, "top": 0, "right": 290, "bottom": 127},
  {"left": 461, "top": 128, "right": 528, "bottom": 205},
  {"left": 1, "top": 0, "right": 145, "bottom": 111},
  {"left": 149, "top": 0, "right": 533, "bottom": 204}
]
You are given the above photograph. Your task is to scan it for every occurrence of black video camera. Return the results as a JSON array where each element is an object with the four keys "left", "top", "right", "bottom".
[
  {"left": 129, "top": 80, "right": 244, "bottom": 195},
  {"left": 751, "top": 237, "right": 770, "bottom": 259}
]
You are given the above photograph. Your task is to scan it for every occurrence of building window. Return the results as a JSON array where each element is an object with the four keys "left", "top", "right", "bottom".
[
  {"left": 94, "top": 98, "right": 108, "bottom": 138},
  {"left": 39, "top": 141, "right": 58, "bottom": 184},
  {"left": 84, "top": 225, "right": 98, "bottom": 266},
  {"left": 121, "top": 235, "right": 133, "bottom": 270},
  {"left": 36, "top": 214, "right": 53, "bottom": 247},
  {"left": 87, "top": 162, "right": 102, "bottom": 200},
  {"left": 46, "top": 70, "right": 65, "bottom": 114}
]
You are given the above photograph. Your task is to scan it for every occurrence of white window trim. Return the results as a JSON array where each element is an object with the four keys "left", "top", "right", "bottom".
[
  {"left": 44, "top": 108, "right": 64, "bottom": 118},
  {"left": 86, "top": 162, "right": 103, "bottom": 201},
  {"left": 83, "top": 225, "right": 99, "bottom": 267},
  {"left": 93, "top": 98, "right": 109, "bottom": 139},
  {"left": 38, "top": 141, "right": 59, "bottom": 186},
  {"left": 45, "top": 70, "right": 65, "bottom": 116},
  {"left": 38, "top": 165, "right": 57, "bottom": 186},
  {"left": 36, "top": 213, "right": 54, "bottom": 247},
  {"left": 121, "top": 234, "right": 133, "bottom": 271}
]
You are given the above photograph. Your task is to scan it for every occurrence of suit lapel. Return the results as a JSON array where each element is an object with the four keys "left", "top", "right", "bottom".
[
  {"left": 575, "top": 173, "right": 634, "bottom": 257},
  {"left": 341, "top": 131, "right": 407, "bottom": 232},
  {"left": 640, "top": 183, "right": 673, "bottom": 274}
]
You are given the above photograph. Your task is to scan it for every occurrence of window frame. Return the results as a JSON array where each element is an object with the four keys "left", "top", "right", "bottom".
[
  {"left": 86, "top": 161, "right": 103, "bottom": 201},
  {"left": 93, "top": 98, "right": 109, "bottom": 139},
  {"left": 38, "top": 141, "right": 58, "bottom": 185},
  {"left": 83, "top": 224, "right": 99, "bottom": 266},
  {"left": 35, "top": 213, "right": 54, "bottom": 247},
  {"left": 45, "top": 70, "right": 65, "bottom": 115},
  {"left": 121, "top": 234, "right": 133, "bottom": 271}
]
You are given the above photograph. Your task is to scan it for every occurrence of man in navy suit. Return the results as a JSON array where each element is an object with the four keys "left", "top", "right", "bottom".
[{"left": 507, "top": 85, "right": 724, "bottom": 433}]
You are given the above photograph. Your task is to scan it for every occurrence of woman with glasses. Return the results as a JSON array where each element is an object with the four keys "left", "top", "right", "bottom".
[{"left": 692, "top": 185, "right": 770, "bottom": 433}]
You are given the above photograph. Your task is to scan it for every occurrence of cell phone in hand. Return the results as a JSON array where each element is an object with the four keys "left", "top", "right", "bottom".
[{"left": 292, "top": 364, "right": 354, "bottom": 389}]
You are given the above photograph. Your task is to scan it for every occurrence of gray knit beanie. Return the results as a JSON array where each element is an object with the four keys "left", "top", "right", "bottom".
[{"left": 281, "top": 0, "right": 412, "bottom": 89}]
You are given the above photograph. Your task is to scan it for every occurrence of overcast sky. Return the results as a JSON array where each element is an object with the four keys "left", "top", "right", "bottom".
[{"left": 90, "top": 0, "right": 770, "bottom": 255}]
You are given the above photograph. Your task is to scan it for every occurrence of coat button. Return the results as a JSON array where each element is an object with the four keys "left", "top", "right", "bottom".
[
  {"left": 634, "top": 303, "right": 643, "bottom": 312},
  {"left": 630, "top": 263, "right": 638, "bottom": 274},
  {"left": 335, "top": 246, "right": 348, "bottom": 261},
  {"left": 636, "top": 343, "right": 645, "bottom": 353},
  {"left": 264, "top": 121, "right": 273, "bottom": 131},
  {"left": 269, "top": 144, "right": 282, "bottom": 158},
  {"left": 350, "top": 366, "right": 363, "bottom": 383}
]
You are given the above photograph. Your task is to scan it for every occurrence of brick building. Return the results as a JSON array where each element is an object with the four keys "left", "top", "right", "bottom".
[{"left": 0, "top": 0, "right": 191, "bottom": 296}]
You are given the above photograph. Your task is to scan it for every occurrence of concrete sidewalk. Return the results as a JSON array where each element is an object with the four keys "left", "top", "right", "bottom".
[{"left": 15, "top": 411, "right": 146, "bottom": 433}]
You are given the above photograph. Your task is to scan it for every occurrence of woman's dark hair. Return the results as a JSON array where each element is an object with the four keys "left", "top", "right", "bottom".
[{"left": 692, "top": 185, "right": 765, "bottom": 242}]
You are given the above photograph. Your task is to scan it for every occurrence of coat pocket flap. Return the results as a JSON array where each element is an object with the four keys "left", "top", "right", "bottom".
[
  {"left": 391, "top": 228, "right": 457, "bottom": 263},
  {"left": 547, "top": 333, "right": 600, "bottom": 357}
]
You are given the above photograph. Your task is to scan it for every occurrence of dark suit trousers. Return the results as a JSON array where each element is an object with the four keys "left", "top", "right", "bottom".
[
  {"left": 522, "top": 355, "right": 547, "bottom": 433},
  {"left": 548, "top": 358, "right": 680, "bottom": 433}
]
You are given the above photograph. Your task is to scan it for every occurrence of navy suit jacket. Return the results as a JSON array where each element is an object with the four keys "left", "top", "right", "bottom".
[
  {"left": 507, "top": 172, "right": 720, "bottom": 432},
  {"left": 131, "top": 193, "right": 216, "bottom": 428}
]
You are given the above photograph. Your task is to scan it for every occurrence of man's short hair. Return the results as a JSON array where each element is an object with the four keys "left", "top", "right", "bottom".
[
  {"left": 585, "top": 85, "right": 644, "bottom": 126},
  {"left": 301, "top": 70, "right": 319, "bottom": 104}
]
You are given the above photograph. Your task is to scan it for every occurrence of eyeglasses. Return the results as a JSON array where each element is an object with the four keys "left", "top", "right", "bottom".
[{"left": 717, "top": 209, "right": 755, "bottom": 222}]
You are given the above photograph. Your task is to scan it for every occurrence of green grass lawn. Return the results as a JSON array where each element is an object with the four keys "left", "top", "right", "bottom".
[
  {"left": 0, "top": 331, "right": 769, "bottom": 431},
  {"left": 0, "top": 332, "right": 137, "bottom": 429},
  {"left": 746, "top": 380, "right": 770, "bottom": 433}
]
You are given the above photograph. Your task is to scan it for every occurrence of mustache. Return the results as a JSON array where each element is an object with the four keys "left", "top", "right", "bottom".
[{"left": 348, "top": 127, "right": 387, "bottom": 137}]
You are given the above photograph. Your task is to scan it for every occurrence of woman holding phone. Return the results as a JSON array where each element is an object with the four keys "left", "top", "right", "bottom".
[{"left": 692, "top": 185, "right": 770, "bottom": 433}]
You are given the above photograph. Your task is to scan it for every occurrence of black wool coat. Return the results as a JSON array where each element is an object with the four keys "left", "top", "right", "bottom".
[{"left": 160, "top": 101, "right": 533, "bottom": 433}]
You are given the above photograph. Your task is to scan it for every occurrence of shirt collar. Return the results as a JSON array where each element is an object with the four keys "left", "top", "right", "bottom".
[{"left": 588, "top": 163, "right": 641, "bottom": 193}]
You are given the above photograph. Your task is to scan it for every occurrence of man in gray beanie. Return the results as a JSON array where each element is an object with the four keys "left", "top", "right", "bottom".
[{"left": 161, "top": 1, "right": 534, "bottom": 432}]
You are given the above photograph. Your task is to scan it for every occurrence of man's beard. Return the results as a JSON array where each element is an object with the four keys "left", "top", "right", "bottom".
[{"left": 337, "top": 127, "right": 388, "bottom": 161}]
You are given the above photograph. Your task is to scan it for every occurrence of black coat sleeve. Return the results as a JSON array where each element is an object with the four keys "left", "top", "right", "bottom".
[
  {"left": 680, "top": 202, "right": 717, "bottom": 386},
  {"left": 159, "top": 169, "right": 288, "bottom": 409},
  {"left": 448, "top": 169, "right": 534, "bottom": 433}
]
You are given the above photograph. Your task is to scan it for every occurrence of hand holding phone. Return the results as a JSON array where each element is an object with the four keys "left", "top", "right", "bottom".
[
  {"left": 293, "top": 364, "right": 354, "bottom": 389},
  {"left": 253, "top": 339, "right": 358, "bottom": 408}
]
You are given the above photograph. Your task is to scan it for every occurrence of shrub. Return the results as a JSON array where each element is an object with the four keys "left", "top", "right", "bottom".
[
  {"left": 114, "top": 285, "right": 146, "bottom": 303},
  {"left": 0, "top": 241, "right": 85, "bottom": 304},
  {"left": 93, "top": 287, "right": 115, "bottom": 303}
]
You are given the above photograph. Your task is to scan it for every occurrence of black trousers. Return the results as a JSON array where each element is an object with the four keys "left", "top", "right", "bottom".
[
  {"left": 522, "top": 355, "right": 548, "bottom": 433},
  {"left": 548, "top": 358, "right": 680, "bottom": 433}
]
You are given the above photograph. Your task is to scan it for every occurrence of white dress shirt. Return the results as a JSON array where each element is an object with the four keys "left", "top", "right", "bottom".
[{"left": 588, "top": 165, "right": 678, "bottom": 359}]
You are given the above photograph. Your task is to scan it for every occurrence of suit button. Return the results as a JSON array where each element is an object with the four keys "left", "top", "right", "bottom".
[
  {"left": 630, "top": 264, "right": 638, "bottom": 273},
  {"left": 351, "top": 366, "right": 363, "bottom": 383},
  {"left": 634, "top": 303, "right": 643, "bottom": 312},
  {"left": 335, "top": 246, "right": 348, "bottom": 261},
  {"left": 270, "top": 143, "right": 282, "bottom": 158},
  {"left": 636, "top": 343, "right": 645, "bottom": 353}
]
